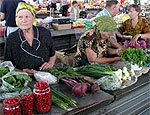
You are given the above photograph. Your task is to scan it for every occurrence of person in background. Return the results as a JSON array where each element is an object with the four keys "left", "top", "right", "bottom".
[
  {"left": 50, "top": 0, "right": 57, "bottom": 16},
  {"left": 93, "top": 0, "right": 123, "bottom": 49},
  {"left": 67, "top": 1, "right": 80, "bottom": 21},
  {"left": 74, "top": 16, "right": 124, "bottom": 67},
  {"left": 0, "top": 0, "right": 25, "bottom": 40},
  {"left": 86, "top": 13, "right": 94, "bottom": 20},
  {"left": 139, "top": 9, "right": 146, "bottom": 18},
  {"left": 4, "top": 2, "right": 56, "bottom": 76},
  {"left": 61, "top": 0, "right": 68, "bottom": 16},
  {"left": 117, "top": 4, "right": 150, "bottom": 49},
  {"left": 96, "top": 0, "right": 120, "bottom": 18}
]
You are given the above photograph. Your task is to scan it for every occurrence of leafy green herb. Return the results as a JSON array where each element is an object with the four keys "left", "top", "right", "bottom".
[
  {"left": 43, "top": 67, "right": 78, "bottom": 81},
  {"left": 120, "top": 48, "right": 148, "bottom": 67},
  {"left": 76, "top": 64, "right": 118, "bottom": 79},
  {"left": 0, "top": 66, "right": 10, "bottom": 78},
  {"left": 4, "top": 74, "right": 32, "bottom": 92}
]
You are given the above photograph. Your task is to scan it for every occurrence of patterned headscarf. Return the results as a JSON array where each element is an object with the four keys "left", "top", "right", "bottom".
[
  {"left": 94, "top": 16, "right": 117, "bottom": 37},
  {"left": 16, "top": 2, "right": 37, "bottom": 26}
]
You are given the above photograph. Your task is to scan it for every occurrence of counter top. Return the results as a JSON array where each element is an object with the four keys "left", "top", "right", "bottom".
[
  {"left": 51, "top": 28, "right": 85, "bottom": 37},
  {"left": 28, "top": 81, "right": 114, "bottom": 115}
]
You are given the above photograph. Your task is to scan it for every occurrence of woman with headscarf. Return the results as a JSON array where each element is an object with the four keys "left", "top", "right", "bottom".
[
  {"left": 74, "top": 16, "right": 124, "bottom": 66},
  {"left": 4, "top": 2, "right": 56, "bottom": 76}
]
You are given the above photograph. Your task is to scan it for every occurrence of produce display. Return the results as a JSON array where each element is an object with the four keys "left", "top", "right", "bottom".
[
  {"left": 61, "top": 78, "right": 90, "bottom": 96},
  {"left": 120, "top": 48, "right": 149, "bottom": 67},
  {"left": 43, "top": 66, "right": 79, "bottom": 81},
  {"left": 0, "top": 53, "right": 149, "bottom": 114},
  {"left": 21, "top": 94, "right": 34, "bottom": 115},
  {"left": 72, "top": 22, "right": 85, "bottom": 29},
  {"left": 33, "top": 81, "right": 51, "bottom": 113},
  {"left": 0, "top": 66, "right": 10, "bottom": 78},
  {"left": 4, "top": 97, "right": 21, "bottom": 115},
  {"left": 51, "top": 88, "right": 77, "bottom": 110},
  {"left": 76, "top": 64, "right": 118, "bottom": 79},
  {"left": 76, "top": 64, "right": 136, "bottom": 90},
  {"left": 3, "top": 74, "right": 32, "bottom": 92},
  {"left": 20, "top": 87, "right": 34, "bottom": 115}
]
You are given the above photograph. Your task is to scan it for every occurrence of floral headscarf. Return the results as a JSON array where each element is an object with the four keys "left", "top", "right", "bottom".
[
  {"left": 94, "top": 16, "right": 117, "bottom": 37},
  {"left": 16, "top": 2, "right": 37, "bottom": 26}
]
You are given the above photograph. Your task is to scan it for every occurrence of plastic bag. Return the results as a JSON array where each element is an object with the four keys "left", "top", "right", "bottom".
[
  {"left": 95, "top": 75, "right": 122, "bottom": 91},
  {"left": 0, "top": 61, "right": 15, "bottom": 78},
  {"left": 0, "top": 61, "right": 14, "bottom": 72},
  {"left": 1, "top": 71, "right": 30, "bottom": 92},
  {"left": 20, "top": 86, "right": 32, "bottom": 96},
  {"left": 0, "top": 91, "right": 20, "bottom": 100},
  {"left": 34, "top": 71, "right": 57, "bottom": 84}
]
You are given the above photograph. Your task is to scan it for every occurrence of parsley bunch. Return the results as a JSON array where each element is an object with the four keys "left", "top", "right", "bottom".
[{"left": 120, "top": 48, "right": 148, "bottom": 67}]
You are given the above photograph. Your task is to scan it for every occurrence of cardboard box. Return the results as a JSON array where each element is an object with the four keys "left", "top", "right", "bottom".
[{"left": 52, "top": 23, "right": 71, "bottom": 30}]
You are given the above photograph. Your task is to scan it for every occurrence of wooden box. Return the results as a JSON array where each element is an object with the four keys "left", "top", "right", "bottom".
[{"left": 52, "top": 23, "right": 71, "bottom": 30}]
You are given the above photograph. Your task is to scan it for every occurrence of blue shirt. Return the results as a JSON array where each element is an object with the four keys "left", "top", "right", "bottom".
[
  {"left": 0, "top": 0, "right": 24, "bottom": 27},
  {"left": 96, "top": 8, "right": 111, "bottom": 17}
]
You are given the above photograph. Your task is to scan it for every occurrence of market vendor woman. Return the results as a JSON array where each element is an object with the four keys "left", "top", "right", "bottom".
[
  {"left": 74, "top": 16, "right": 123, "bottom": 66},
  {"left": 4, "top": 3, "right": 56, "bottom": 76}
]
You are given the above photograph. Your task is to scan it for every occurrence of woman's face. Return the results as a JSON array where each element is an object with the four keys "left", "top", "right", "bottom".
[
  {"left": 16, "top": 9, "right": 34, "bottom": 30},
  {"left": 100, "top": 31, "right": 113, "bottom": 39},
  {"left": 128, "top": 7, "right": 139, "bottom": 19}
]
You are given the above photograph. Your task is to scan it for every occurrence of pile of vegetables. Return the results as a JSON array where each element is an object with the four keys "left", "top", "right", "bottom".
[
  {"left": 0, "top": 66, "right": 10, "bottom": 78},
  {"left": 51, "top": 87, "right": 77, "bottom": 110},
  {"left": 3, "top": 74, "right": 32, "bottom": 92},
  {"left": 120, "top": 48, "right": 149, "bottom": 67},
  {"left": 43, "top": 66, "right": 79, "bottom": 81},
  {"left": 76, "top": 64, "right": 118, "bottom": 79},
  {"left": 76, "top": 64, "right": 135, "bottom": 84},
  {"left": 61, "top": 78, "right": 90, "bottom": 96}
]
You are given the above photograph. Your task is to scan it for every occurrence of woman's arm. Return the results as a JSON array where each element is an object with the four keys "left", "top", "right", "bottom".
[
  {"left": 15, "top": 68, "right": 34, "bottom": 77},
  {"left": 39, "top": 52, "right": 56, "bottom": 70},
  {"left": 108, "top": 48, "right": 124, "bottom": 55},
  {"left": 109, "top": 37, "right": 124, "bottom": 49},
  {"left": 86, "top": 47, "right": 122, "bottom": 64}
]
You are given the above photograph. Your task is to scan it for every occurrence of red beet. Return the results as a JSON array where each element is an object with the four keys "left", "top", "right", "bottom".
[
  {"left": 61, "top": 78, "right": 90, "bottom": 96},
  {"left": 72, "top": 83, "right": 88, "bottom": 96}
]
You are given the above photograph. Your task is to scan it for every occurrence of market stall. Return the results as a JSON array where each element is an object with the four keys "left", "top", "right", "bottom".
[{"left": 0, "top": 48, "right": 150, "bottom": 114}]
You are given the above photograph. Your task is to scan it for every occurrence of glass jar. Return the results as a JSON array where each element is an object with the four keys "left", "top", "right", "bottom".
[
  {"left": 33, "top": 81, "right": 51, "bottom": 113},
  {"left": 21, "top": 94, "right": 34, "bottom": 115},
  {"left": 3, "top": 97, "right": 21, "bottom": 115}
]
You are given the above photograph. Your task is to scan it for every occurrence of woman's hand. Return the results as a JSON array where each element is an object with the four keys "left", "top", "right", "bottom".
[
  {"left": 39, "top": 62, "right": 53, "bottom": 71},
  {"left": 115, "top": 48, "right": 126, "bottom": 55},
  {"left": 121, "top": 35, "right": 132, "bottom": 40},
  {"left": 130, "top": 34, "right": 140, "bottom": 46},
  {"left": 15, "top": 68, "right": 34, "bottom": 77},
  {"left": 22, "top": 69, "right": 34, "bottom": 77}
]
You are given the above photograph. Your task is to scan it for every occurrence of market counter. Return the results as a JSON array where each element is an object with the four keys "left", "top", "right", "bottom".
[
  {"left": 51, "top": 28, "right": 85, "bottom": 50},
  {"left": 51, "top": 28, "right": 85, "bottom": 37},
  {"left": 88, "top": 72, "right": 150, "bottom": 115},
  {"left": 28, "top": 81, "right": 114, "bottom": 115}
]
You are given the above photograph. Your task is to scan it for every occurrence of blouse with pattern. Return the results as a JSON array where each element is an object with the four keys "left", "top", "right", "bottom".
[
  {"left": 118, "top": 18, "right": 150, "bottom": 36},
  {"left": 74, "top": 28, "right": 110, "bottom": 66}
]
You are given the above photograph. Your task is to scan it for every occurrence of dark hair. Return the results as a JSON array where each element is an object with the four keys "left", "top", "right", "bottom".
[
  {"left": 128, "top": 4, "right": 141, "bottom": 13},
  {"left": 72, "top": 1, "right": 78, "bottom": 5},
  {"left": 106, "top": 0, "right": 119, "bottom": 8}
]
